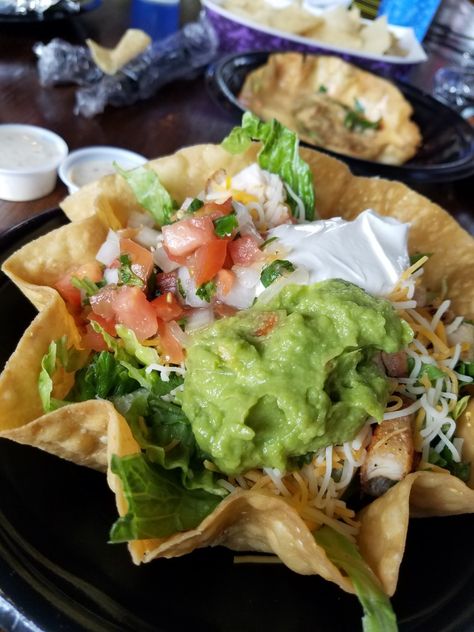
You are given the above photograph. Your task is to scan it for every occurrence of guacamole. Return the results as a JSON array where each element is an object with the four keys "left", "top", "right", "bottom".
[{"left": 180, "top": 280, "right": 413, "bottom": 475}]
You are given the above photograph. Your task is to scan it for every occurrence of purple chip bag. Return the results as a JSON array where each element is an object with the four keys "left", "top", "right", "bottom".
[{"left": 378, "top": 0, "right": 442, "bottom": 41}]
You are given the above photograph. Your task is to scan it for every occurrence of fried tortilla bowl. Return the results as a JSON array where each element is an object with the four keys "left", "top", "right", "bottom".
[
  {"left": 1, "top": 142, "right": 474, "bottom": 599},
  {"left": 239, "top": 53, "right": 422, "bottom": 165}
]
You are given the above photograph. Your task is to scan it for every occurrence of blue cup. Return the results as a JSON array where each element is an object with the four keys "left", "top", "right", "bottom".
[{"left": 130, "top": 0, "right": 180, "bottom": 40}]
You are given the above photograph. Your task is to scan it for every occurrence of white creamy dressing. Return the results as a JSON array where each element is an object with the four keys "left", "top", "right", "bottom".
[
  {"left": 259, "top": 210, "right": 410, "bottom": 298},
  {"left": 69, "top": 159, "right": 117, "bottom": 187},
  {"left": 0, "top": 128, "right": 63, "bottom": 170}
]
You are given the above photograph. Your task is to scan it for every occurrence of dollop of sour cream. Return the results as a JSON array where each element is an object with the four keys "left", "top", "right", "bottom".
[{"left": 260, "top": 209, "right": 410, "bottom": 298}]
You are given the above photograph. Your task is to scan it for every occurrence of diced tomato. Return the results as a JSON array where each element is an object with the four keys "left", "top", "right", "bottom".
[
  {"left": 120, "top": 238, "right": 154, "bottom": 282},
  {"left": 151, "top": 292, "right": 184, "bottom": 322},
  {"left": 81, "top": 324, "right": 109, "bottom": 352},
  {"left": 90, "top": 285, "right": 158, "bottom": 340},
  {"left": 163, "top": 246, "right": 189, "bottom": 266},
  {"left": 254, "top": 312, "right": 279, "bottom": 337},
  {"left": 157, "top": 318, "right": 185, "bottom": 364},
  {"left": 113, "top": 286, "right": 158, "bottom": 340},
  {"left": 214, "top": 302, "right": 238, "bottom": 318},
  {"left": 54, "top": 261, "right": 103, "bottom": 313},
  {"left": 195, "top": 197, "right": 233, "bottom": 220},
  {"left": 87, "top": 312, "right": 117, "bottom": 336},
  {"left": 162, "top": 216, "right": 216, "bottom": 257},
  {"left": 191, "top": 239, "right": 229, "bottom": 286},
  {"left": 156, "top": 271, "right": 178, "bottom": 295},
  {"left": 89, "top": 285, "right": 117, "bottom": 320},
  {"left": 228, "top": 235, "right": 262, "bottom": 266},
  {"left": 216, "top": 269, "right": 235, "bottom": 296}
]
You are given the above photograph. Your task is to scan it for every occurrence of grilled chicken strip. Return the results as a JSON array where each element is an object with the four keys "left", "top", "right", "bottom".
[{"left": 360, "top": 414, "right": 415, "bottom": 497}]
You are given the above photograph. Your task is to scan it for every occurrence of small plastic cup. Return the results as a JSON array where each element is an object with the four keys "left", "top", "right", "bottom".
[
  {"left": 59, "top": 146, "right": 147, "bottom": 194},
  {"left": 0, "top": 124, "right": 68, "bottom": 202}
]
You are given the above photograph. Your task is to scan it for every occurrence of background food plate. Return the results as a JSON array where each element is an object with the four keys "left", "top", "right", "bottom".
[
  {"left": 206, "top": 51, "right": 474, "bottom": 183},
  {"left": 0, "top": 0, "right": 101, "bottom": 23},
  {"left": 0, "top": 210, "right": 474, "bottom": 631},
  {"left": 202, "top": 0, "right": 427, "bottom": 75}
]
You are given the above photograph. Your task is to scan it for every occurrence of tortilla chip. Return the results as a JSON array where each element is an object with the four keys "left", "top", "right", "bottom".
[
  {"left": 107, "top": 414, "right": 355, "bottom": 593},
  {"left": 0, "top": 293, "right": 110, "bottom": 470},
  {"left": 238, "top": 53, "right": 421, "bottom": 164},
  {"left": 358, "top": 460, "right": 474, "bottom": 596},
  {"left": 2, "top": 216, "right": 108, "bottom": 309},
  {"left": 2, "top": 141, "right": 474, "bottom": 596},
  {"left": 87, "top": 29, "right": 151, "bottom": 76}
]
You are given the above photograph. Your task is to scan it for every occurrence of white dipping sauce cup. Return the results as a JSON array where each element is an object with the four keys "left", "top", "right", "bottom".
[
  {"left": 59, "top": 146, "right": 147, "bottom": 194},
  {"left": 0, "top": 124, "right": 68, "bottom": 202}
]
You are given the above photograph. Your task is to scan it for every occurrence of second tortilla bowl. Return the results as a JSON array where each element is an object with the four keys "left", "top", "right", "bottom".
[{"left": 206, "top": 50, "right": 474, "bottom": 183}]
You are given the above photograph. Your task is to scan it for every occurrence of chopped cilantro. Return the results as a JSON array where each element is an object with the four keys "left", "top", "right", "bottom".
[
  {"left": 71, "top": 276, "right": 104, "bottom": 297},
  {"left": 118, "top": 254, "right": 144, "bottom": 287},
  {"left": 260, "top": 260, "right": 295, "bottom": 288},
  {"left": 196, "top": 281, "right": 216, "bottom": 302},
  {"left": 214, "top": 213, "right": 238, "bottom": 238},
  {"left": 343, "top": 99, "right": 380, "bottom": 133},
  {"left": 188, "top": 198, "right": 204, "bottom": 214},
  {"left": 318, "top": 84, "right": 328, "bottom": 93}
]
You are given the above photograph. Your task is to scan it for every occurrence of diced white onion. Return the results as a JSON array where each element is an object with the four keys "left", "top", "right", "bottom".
[
  {"left": 135, "top": 226, "right": 160, "bottom": 249},
  {"left": 96, "top": 230, "right": 120, "bottom": 265},
  {"left": 153, "top": 245, "right": 179, "bottom": 273},
  {"left": 233, "top": 202, "right": 264, "bottom": 245},
  {"left": 184, "top": 308, "right": 214, "bottom": 332},
  {"left": 104, "top": 267, "right": 119, "bottom": 285}
]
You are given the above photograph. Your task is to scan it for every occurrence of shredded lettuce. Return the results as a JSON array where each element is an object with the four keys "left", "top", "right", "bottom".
[
  {"left": 115, "top": 164, "right": 174, "bottom": 227},
  {"left": 221, "top": 112, "right": 316, "bottom": 220},
  {"left": 315, "top": 526, "right": 398, "bottom": 632}
]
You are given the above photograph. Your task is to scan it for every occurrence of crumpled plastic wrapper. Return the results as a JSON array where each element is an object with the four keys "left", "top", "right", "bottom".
[
  {"left": 34, "top": 17, "right": 218, "bottom": 118},
  {"left": 0, "top": 0, "right": 79, "bottom": 15}
]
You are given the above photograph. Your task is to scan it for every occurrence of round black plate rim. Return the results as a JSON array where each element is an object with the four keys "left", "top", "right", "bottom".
[
  {"left": 0, "top": 208, "right": 473, "bottom": 632},
  {"left": 0, "top": 208, "right": 63, "bottom": 259},
  {"left": 206, "top": 50, "right": 474, "bottom": 182}
]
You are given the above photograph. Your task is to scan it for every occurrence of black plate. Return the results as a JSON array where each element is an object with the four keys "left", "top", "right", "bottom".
[
  {"left": 0, "top": 0, "right": 101, "bottom": 23},
  {"left": 0, "top": 210, "right": 474, "bottom": 632},
  {"left": 206, "top": 51, "right": 474, "bottom": 183}
]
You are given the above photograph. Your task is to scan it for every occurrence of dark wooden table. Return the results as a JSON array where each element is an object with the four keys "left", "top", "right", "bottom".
[{"left": 0, "top": 0, "right": 473, "bottom": 235}]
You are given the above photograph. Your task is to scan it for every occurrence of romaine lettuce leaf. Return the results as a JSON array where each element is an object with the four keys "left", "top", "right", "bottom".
[
  {"left": 68, "top": 351, "right": 140, "bottom": 402},
  {"left": 109, "top": 452, "right": 221, "bottom": 541},
  {"left": 315, "top": 526, "right": 398, "bottom": 632},
  {"left": 222, "top": 112, "right": 316, "bottom": 220},
  {"left": 39, "top": 337, "right": 89, "bottom": 412},
  {"left": 115, "top": 164, "right": 174, "bottom": 228},
  {"left": 113, "top": 389, "right": 225, "bottom": 496}
]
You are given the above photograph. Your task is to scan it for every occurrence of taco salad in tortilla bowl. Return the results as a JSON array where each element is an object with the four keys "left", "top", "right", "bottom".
[{"left": 1, "top": 113, "right": 473, "bottom": 630}]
